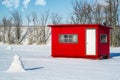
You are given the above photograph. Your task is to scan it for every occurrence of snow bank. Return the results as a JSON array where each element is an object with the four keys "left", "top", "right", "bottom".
[
  {"left": 1, "top": 44, "right": 120, "bottom": 80},
  {"left": 6, "top": 55, "right": 26, "bottom": 72}
]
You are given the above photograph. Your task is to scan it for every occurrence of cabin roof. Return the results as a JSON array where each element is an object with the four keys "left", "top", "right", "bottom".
[{"left": 48, "top": 24, "right": 112, "bottom": 29}]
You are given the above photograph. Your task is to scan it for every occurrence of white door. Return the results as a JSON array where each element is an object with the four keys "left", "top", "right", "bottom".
[{"left": 86, "top": 29, "right": 96, "bottom": 55}]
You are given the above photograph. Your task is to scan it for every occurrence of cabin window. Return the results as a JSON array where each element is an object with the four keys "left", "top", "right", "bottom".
[
  {"left": 100, "top": 34, "right": 107, "bottom": 43},
  {"left": 59, "top": 34, "right": 78, "bottom": 43}
]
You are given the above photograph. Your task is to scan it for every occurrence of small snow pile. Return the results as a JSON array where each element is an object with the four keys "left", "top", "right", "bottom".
[
  {"left": 6, "top": 46, "right": 13, "bottom": 50},
  {"left": 6, "top": 55, "right": 26, "bottom": 72}
]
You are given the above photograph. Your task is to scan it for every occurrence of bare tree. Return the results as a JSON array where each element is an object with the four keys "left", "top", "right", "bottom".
[
  {"left": 1, "top": 17, "right": 13, "bottom": 44},
  {"left": 71, "top": 1, "right": 94, "bottom": 24},
  {"left": 12, "top": 11, "right": 22, "bottom": 44},
  {"left": 28, "top": 11, "right": 50, "bottom": 44},
  {"left": 32, "top": 12, "right": 38, "bottom": 43},
  {"left": 0, "top": 22, "right": 2, "bottom": 42},
  {"left": 71, "top": 0, "right": 120, "bottom": 46},
  {"left": 39, "top": 11, "right": 50, "bottom": 44},
  {"left": 71, "top": 0, "right": 83, "bottom": 24},
  {"left": 51, "top": 13, "right": 62, "bottom": 24},
  {"left": 105, "top": 0, "right": 120, "bottom": 46},
  {"left": 26, "top": 15, "right": 31, "bottom": 27},
  {"left": 93, "top": 3, "right": 105, "bottom": 24},
  {"left": 7, "top": 18, "right": 12, "bottom": 44},
  {"left": 71, "top": 0, "right": 108, "bottom": 24},
  {"left": 2, "top": 17, "right": 8, "bottom": 43}
]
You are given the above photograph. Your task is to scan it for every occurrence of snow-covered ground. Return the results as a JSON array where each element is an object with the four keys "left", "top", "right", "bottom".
[{"left": 0, "top": 44, "right": 120, "bottom": 80}]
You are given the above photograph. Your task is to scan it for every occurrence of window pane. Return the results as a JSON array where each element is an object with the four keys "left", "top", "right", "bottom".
[
  {"left": 69, "top": 38, "right": 73, "bottom": 42},
  {"left": 100, "top": 34, "right": 107, "bottom": 43},
  {"left": 73, "top": 35, "right": 78, "bottom": 42},
  {"left": 60, "top": 38, "right": 64, "bottom": 42},
  {"left": 60, "top": 35, "right": 65, "bottom": 42},
  {"left": 64, "top": 38, "right": 69, "bottom": 42},
  {"left": 59, "top": 34, "right": 78, "bottom": 43},
  {"left": 60, "top": 35, "right": 64, "bottom": 39},
  {"left": 64, "top": 35, "right": 68, "bottom": 38},
  {"left": 69, "top": 35, "right": 73, "bottom": 38}
]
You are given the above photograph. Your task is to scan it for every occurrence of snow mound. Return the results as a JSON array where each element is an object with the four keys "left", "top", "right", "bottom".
[
  {"left": 6, "top": 46, "right": 13, "bottom": 50},
  {"left": 6, "top": 55, "right": 26, "bottom": 72}
]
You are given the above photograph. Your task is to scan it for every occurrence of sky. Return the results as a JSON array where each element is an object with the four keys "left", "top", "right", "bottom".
[
  {"left": 0, "top": 0, "right": 105, "bottom": 25},
  {"left": 0, "top": 0, "right": 74, "bottom": 24}
]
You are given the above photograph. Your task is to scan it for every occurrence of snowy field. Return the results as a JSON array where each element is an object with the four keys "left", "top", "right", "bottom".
[{"left": 0, "top": 43, "right": 120, "bottom": 80}]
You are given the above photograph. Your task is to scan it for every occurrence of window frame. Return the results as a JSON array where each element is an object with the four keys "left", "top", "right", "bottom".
[
  {"left": 100, "top": 34, "right": 108, "bottom": 43},
  {"left": 59, "top": 34, "right": 78, "bottom": 43}
]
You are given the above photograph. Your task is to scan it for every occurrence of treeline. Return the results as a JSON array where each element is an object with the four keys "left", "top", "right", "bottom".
[
  {"left": 0, "top": 0, "right": 120, "bottom": 46},
  {"left": 0, "top": 11, "right": 62, "bottom": 45},
  {"left": 70, "top": 0, "right": 120, "bottom": 47}
]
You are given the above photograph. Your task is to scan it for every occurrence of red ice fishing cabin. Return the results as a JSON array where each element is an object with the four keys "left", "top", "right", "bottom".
[{"left": 48, "top": 24, "right": 112, "bottom": 59}]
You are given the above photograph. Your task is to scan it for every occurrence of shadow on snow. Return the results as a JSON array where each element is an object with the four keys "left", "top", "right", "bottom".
[
  {"left": 25, "top": 67, "right": 44, "bottom": 71},
  {"left": 110, "top": 53, "right": 120, "bottom": 58}
]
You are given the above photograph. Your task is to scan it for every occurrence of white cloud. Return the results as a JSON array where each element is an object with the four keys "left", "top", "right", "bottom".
[
  {"left": 2, "top": 0, "right": 20, "bottom": 9},
  {"left": 22, "top": 0, "right": 30, "bottom": 11},
  {"left": 35, "top": 0, "right": 46, "bottom": 6},
  {"left": 2, "top": 0, "right": 46, "bottom": 11},
  {"left": 23, "top": 0, "right": 30, "bottom": 8}
]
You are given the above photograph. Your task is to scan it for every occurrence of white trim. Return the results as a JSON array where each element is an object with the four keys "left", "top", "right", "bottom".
[{"left": 86, "top": 29, "right": 96, "bottom": 55}]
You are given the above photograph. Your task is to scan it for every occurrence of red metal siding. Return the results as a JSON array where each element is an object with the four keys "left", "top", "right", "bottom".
[
  {"left": 49, "top": 24, "right": 111, "bottom": 59},
  {"left": 52, "top": 26, "right": 85, "bottom": 57},
  {"left": 99, "top": 26, "right": 110, "bottom": 57},
  {"left": 51, "top": 25, "right": 98, "bottom": 58}
]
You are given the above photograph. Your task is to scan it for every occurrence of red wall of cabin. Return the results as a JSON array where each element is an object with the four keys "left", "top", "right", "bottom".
[
  {"left": 99, "top": 26, "right": 110, "bottom": 57},
  {"left": 51, "top": 25, "right": 99, "bottom": 58}
]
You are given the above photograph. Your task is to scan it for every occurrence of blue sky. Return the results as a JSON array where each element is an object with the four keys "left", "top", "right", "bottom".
[
  {"left": 0, "top": 0, "right": 74, "bottom": 24},
  {"left": 0, "top": 0, "right": 105, "bottom": 24}
]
